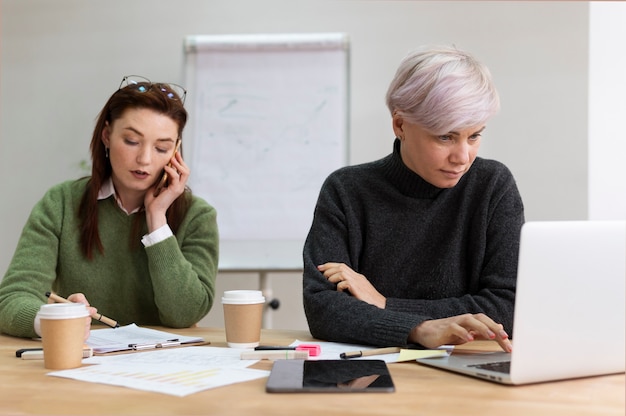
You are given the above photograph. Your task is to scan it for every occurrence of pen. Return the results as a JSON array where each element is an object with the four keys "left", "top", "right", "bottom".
[
  {"left": 254, "top": 344, "right": 321, "bottom": 356},
  {"left": 340, "top": 346, "right": 401, "bottom": 359},
  {"left": 16, "top": 346, "right": 93, "bottom": 360},
  {"left": 241, "top": 350, "right": 309, "bottom": 360},
  {"left": 255, "top": 345, "right": 298, "bottom": 350},
  {"left": 45, "top": 291, "right": 120, "bottom": 329}
]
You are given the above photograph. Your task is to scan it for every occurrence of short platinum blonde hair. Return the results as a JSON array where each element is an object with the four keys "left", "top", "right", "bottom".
[{"left": 385, "top": 46, "right": 500, "bottom": 135}]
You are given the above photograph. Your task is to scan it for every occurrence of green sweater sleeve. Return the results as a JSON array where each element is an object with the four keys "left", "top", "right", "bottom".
[
  {"left": 0, "top": 182, "right": 66, "bottom": 338},
  {"left": 144, "top": 197, "right": 219, "bottom": 327}
]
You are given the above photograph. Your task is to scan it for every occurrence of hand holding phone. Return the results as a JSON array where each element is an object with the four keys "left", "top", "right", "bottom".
[{"left": 153, "top": 140, "right": 181, "bottom": 197}]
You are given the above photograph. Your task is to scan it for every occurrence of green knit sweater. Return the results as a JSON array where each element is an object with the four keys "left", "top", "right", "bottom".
[{"left": 0, "top": 178, "right": 219, "bottom": 338}]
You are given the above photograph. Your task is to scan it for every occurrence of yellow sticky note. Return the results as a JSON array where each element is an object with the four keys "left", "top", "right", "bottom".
[{"left": 397, "top": 349, "right": 448, "bottom": 362}]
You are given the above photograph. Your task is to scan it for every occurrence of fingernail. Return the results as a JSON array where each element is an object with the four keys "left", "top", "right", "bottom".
[
  {"left": 487, "top": 330, "right": 496, "bottom": 339},
  {"left": 499, "top": 330, "right": 509, "bottom": 339}
]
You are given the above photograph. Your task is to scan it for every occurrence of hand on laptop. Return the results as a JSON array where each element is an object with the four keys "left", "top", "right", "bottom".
[{"left": 409, "top": 313, "right": 512, "bottom": 352}]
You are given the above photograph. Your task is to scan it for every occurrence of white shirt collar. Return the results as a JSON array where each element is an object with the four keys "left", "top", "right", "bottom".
[
  {"left": 98, "top": 177, "right": 115, "bottom": 200},
  {"left": 97, "top": 177, "right": 141, "bottom": 215}
]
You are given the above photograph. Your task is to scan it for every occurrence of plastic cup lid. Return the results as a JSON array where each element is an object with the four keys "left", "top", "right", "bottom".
[
  {"left": 221, "top": 290, "right": 265, "bottom": 304},
  {"left": 37, "top": 303, "right": 89, "bottom": 319}
]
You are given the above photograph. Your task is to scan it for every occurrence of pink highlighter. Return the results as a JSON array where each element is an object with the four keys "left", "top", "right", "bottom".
[{"left": 254, "top": 344, "right": 321, "bottom": 357}]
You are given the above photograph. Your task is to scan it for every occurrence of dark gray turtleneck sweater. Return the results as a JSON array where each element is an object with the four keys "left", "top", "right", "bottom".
[{"left": 303, "top": 139, "right": 525, "bottom": 347}]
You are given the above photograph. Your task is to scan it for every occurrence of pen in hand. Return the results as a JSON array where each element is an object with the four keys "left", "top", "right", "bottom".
[{"left": 45, "top": 292, "right": 120, "bottom": 329}]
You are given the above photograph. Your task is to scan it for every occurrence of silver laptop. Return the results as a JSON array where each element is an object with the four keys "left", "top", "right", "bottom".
[{"left": 417, "top": 220, "right": 626, "bottom": 385}]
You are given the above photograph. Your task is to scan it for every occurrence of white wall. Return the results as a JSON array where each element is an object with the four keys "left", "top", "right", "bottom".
[
  {"left": 1, "top": 1, "right": 601, "bottom": 329},
  {"left": 589, "top": 2, "right": 626, "bottom": 220}
]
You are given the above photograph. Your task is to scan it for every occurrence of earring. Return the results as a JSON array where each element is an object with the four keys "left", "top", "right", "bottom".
[{"left": 105, "top": 147, "right": 109, "bottom": 158}]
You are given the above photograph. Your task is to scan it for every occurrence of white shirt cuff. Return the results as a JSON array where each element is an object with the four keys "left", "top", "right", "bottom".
[{"left": 141, "top": 224, "right": 173, "bottom": 247}]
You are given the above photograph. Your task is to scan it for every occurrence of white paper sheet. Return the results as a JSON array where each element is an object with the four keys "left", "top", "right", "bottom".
[{"left": 48, "top": 346, "right": 267, "bottom": 397}]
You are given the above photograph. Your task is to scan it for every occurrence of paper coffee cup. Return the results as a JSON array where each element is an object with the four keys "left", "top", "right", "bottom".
[
  {"left": 38, "top": 303, "right": 89, "bottom": 370},
  {"left": 222, "top": 290, "right": 265, "bottom": 348}
]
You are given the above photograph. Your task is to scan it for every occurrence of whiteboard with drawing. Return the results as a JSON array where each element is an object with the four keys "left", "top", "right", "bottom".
[{"left": 183, "top": 33, "right": 349, "bottom": 244}]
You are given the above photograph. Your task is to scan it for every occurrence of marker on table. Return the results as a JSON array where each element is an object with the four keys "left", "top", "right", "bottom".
[
  {"left": 45, "top": 292, "right": 120, "bottom": 329},
  {"left": 340, "top": 346, "right": 401, "bottom": 359}
]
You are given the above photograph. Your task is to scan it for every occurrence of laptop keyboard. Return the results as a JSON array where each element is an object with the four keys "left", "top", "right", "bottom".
[{"left": 468, "top": 361, "right": 511, "bottom": 374}]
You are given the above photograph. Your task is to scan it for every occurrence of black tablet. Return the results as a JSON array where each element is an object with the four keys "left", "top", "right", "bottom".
[{"left": 266, "top": 359, "right": 395, "bottom": 393}]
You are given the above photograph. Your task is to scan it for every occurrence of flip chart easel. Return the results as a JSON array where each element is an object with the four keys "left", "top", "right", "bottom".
[{"left": 183, "top": 33, "right": 350, "bottom": 327}]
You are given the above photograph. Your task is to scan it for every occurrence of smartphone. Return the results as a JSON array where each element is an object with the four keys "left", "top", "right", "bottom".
[{"left": 153, "top": 140, "right": 181, "bottom": 197}]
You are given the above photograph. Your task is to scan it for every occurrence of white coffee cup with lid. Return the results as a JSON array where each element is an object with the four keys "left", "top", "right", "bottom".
[
  {"left": 221, "top": 290, "right": 265, "bottom": 348},
  {"left": 37, "top": 303, "right": 89, "bottom": 369}
]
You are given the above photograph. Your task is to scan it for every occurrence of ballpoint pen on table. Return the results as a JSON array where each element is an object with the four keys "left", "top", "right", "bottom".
[
  {"left": 45, "top": 292, "right": 120, "bottom": 329},
  {"left": 16, "top": 346, "right": 93, "bottom": 360},
  {"left": 340, "top": 347, "right": 401, "bottom": 359}
]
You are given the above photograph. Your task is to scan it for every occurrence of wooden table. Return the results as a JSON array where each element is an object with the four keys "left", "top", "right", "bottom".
[{"left": 1, "top": 327, "right": 623, "bottom": 415}]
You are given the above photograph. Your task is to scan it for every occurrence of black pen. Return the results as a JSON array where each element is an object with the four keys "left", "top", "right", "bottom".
[
  {"left": 45, "top": 292, "right": 120, "bottom": 328},
  {"left": 255, "top": 344, "right": 321, "bottom": 356},
  {"left": 255, "top": 346, "right": 298, "bottom": 351}
]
